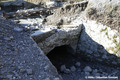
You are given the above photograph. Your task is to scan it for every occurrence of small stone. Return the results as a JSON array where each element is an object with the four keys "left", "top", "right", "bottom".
[
  {"left": 30, "top": 78, "right": 33, "bottom": 80},
  {"left": 95, "top": 73, "right": 100, "bottom": 76},
  {"left": 20, "top": 69, "right": 26, "bottom": 73},
  {"left": 102, "top": 54, "right": 107, "bottom": 59},
  {"left": 18, "top": 66, "right": 24, "bottom": 69},
  {"left": 13, "top": 71, "right": 19, "bottom": 77},
  {"left": 14, "top": 27, "right": 23, "bottom": 32},
  {"left": 10, "top": 36, "right": 14, "bottom": 40},
  {"left": 99, "top": 69, "right": 103, "bottom": 73},
  {"left": 94, "top": 53, "right": 100, "bottom": 57},
  {"left": 92, "top": 69, "right": 99, "bottom": 76},
  {"left": 102, "top": 72, "right": 108, "bottom": 76},
  {"left": 27, "top": 69, "right": 33, "bottom": 75},
  {"left": 92, "top": 69, "right": 98, "bottom": 73},
  {"left": 18, "top": 76, "right": 21, "bottom": 79},
  {"left": 0, "top": 63, "right": 3, "bottom": 66},
  {"left": 77, "top": 69, "right": 81, "bottom": 72},
  {"left": 54, "top": 78, "right": 60, "bottom": 80},
  {"left": 44, "top": 65, "right": 50, "bottom": 71},
  {"left": 7, "top": 75, "right": 12, "bottom": 79},
  {"left": 75, "top": 62, "right": 81, "bottom": 67},
  {"left": 70, "top": 66, "right": 76, "bottom": 72},
  {"left": 84, "top": 66, "right": 92, "bottom": 72},
  {"left": 86, "top": 50, "right": 92, "bottom": 54},
  {"left": 85, "top": 72, "right": 90, "bottom": 76},
  {"left": 4, "top": 37, "right": 11, "bottom": 41},
  {"left": 64, "top": 69, "right": 71, "bottom": 74},
  {"left": 60, "top": 65, "right": 66, "bottom": 72},
  {"left": 0, "top": 76, "right": 7, "bottom": 79},
  {"left": 117, "top": 59, "right": 120, "bottom": 62},
  {"left": 12, "top": 76, "right": 16, "bottom": 79},
  {"left": 112, "top": 61, "right": 117, "bottom": 65},
  {"left": 44, "top": 78, "right": 50, "bottom": 80}
]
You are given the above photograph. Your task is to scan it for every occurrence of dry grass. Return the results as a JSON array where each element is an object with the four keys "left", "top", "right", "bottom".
[{"left": 85, "top": 4, "right": 120, "bottom": 32}]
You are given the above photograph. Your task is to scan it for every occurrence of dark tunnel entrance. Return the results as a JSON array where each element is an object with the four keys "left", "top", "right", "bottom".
[{"left": 47, "top": 45, "right": 77, "bottom": 72}]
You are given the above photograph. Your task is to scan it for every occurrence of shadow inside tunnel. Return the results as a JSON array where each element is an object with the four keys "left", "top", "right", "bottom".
[{"left": 47, "top": 45, "right": 76, "bottom": 71}]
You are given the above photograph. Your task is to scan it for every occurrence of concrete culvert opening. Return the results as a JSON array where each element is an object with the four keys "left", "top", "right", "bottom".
[{"left": 47, "top": 45, "right": 77, "bottom": 73}]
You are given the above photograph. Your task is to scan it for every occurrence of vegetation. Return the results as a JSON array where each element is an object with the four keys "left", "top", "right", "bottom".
[
  {"left": 113, "top": 35, "right": 117, "bottom": 39},
  {"left": 86, "top": 3, "right": 120, "bottom": 32},
  {"left": 100, "top": 27, "right": 107, "bottom": 32}
]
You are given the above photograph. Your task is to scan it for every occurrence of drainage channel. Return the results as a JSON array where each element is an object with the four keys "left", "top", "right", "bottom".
[
  {"left": 46, "top": 44, "right": 120, "bottom": 80},
  {"left": 1, "top": 2, "right": 120, "bottom": 80}
]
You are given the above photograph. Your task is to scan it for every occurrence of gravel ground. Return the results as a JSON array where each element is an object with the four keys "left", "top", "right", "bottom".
[{"left": 0, "top": 17, "right": 61, "bottom": 80}]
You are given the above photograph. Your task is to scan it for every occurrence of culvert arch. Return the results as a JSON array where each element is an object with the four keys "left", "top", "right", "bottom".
[{"left": 31, "top": 24, "right": 82, "bottom": 55}]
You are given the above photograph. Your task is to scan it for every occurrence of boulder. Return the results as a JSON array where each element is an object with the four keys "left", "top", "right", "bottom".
[
  {"left": 84, "top": 66, "right": 92, "bottom": 72},
  {"left": 31, "top": 24, "right": 82, "bottom": 55}
]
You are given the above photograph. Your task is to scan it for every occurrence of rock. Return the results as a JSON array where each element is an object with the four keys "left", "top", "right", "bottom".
[
  {"left": 0, "top": 0, "right": 54, "bottom": 9},
  {"left": 92, "top": 69, "right": 98, "bottom": 73},
  {"left": 46, "top": 1, "right": 57, "bottom": 8},
  {"left": 64, "top": 69, "right": 71, "bottom": 74},
  {"left": 70, "top": 66, "right": 76, "bottom": 72},
  {"left": 95, "top": 73, "right": 100, "bottom": 76},
  {"left": 44, "top": 78, "right": 50, "bottom": 80},
  {"left": 10, "top": 36, "right": 14, "bottom": 40},
  {"left": 102, "top": 72, "right": 108, "bottom": 76},
  {"left": 4, "top": 36, "right": 14, "bottom": 41},
  {"left": 20, "top": 68, "right": 26, "bottom": 73},
  {"left": 85, "top": 72, "right": 90, "bottom": 76},
  {"left": 0, "top": 0, "right": 24, "bottom": 7},
  {"left": 4, "top": 37, "right": 11, "bottom": 41},
  {"left": 32, "top": 24, "right": 82, "bottom": 55},
  {"left": 13, "top": 71, "right": 19, "bottom": 77},
  {"left": 54, "top": 78, "right": 60, "bottom": 80},
  {"left": 12, "top": 76, "right": 16, "bottom": 80},
  {"left": 75, "top": 62, "right": 81, "bottom": 67},
  {"left": 26, "top": 69, "right": 33, "bottom": 75},
  {"left": 84, "top": 66, "right": 92, "bottom": 72},
  {"left": 60, "top": 65, "right": 66, "bottom": 72},
  {"left": 14, "top": 27, "right": 23, "bottom": 32},
  {"left": 92, "top": 69, "right": 100, "bottom": 76},
  {"left": 44, "top": 64, "right": 50, "bottom": 71},
  {"left": 7, "top": 74, "right": 12, "bottom": 79},
  {"left": 60, "top": 65, "right": 71, "bottom": 73},
  {"left": 102, "top": 54, "right": 108, "bottom": 59},
  {"left": 99, "top": 69, "right": 103, "bottom": 73},
  {"left": 112, "top": 61, "right": 117, "bottom": 65}
]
